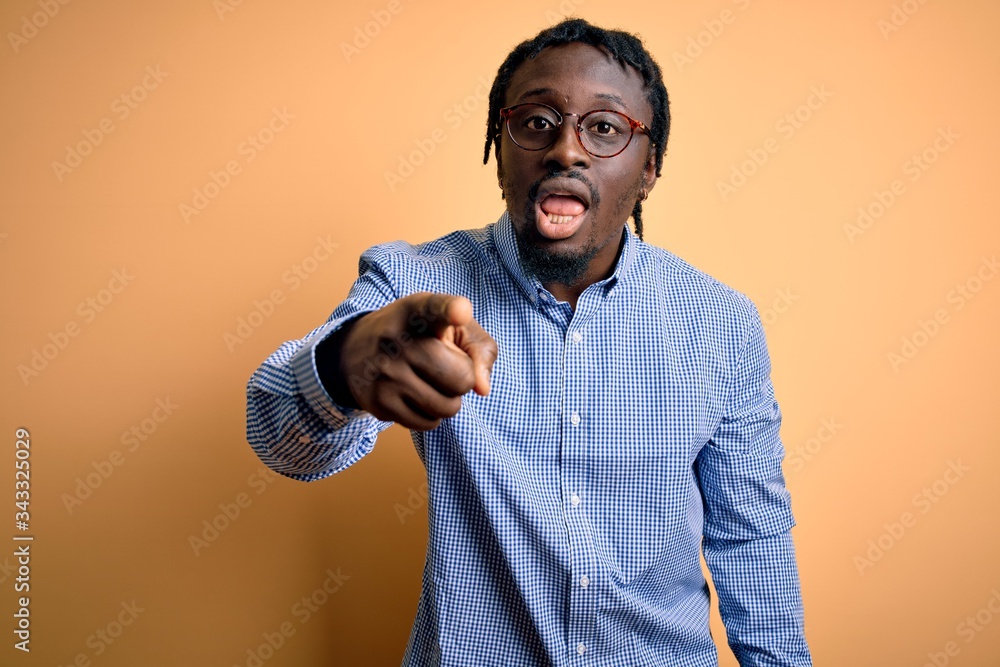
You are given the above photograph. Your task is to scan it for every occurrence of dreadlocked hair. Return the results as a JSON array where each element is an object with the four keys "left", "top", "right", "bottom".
[{"left": 483, "top": 18, "right": 670, "bottom": 240}]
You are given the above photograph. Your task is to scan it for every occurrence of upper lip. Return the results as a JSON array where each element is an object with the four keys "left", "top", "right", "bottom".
[{"left": 533, "top": 177, "right": 593, "bottom": 210}]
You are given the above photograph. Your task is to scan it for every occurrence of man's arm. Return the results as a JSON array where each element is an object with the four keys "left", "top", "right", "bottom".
[
  {"left": 696, "top": 307, "right": 812, "bottom": 666},
  {"left": 246, "top": 245, "right": 497, "bottom": 481},
  {"left": 321, "top": 291, "right": 496, "bottom": 431},
  {"left": 245, "top": 255, "right": 398, "bottom": 482}
]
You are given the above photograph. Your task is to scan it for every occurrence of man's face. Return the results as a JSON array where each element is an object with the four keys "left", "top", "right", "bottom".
[{"left": 497, "top": 42, "right": 657, "bottom": 286}]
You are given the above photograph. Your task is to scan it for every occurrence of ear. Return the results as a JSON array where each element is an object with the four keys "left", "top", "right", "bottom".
[
  {"left": 495, "top": 148, "right": 506, "bottom": 199},
  {"left": 641, "top": 147, "right": 658, "bottom": 196}
]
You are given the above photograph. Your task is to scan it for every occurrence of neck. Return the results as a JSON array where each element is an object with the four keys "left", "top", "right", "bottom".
[{"left": 540, "top": 228, "right": 626, "bottom": 310}]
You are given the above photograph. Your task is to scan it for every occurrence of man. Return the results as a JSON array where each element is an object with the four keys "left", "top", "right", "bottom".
[{"left": 247, "top": 18, "right": 812, "bottom": 667}]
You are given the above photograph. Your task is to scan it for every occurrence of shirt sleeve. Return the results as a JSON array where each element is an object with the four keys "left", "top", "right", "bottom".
[
  {"left": 245, "top": 247, "right": 400, "bottom": 482},
  {"left": 695, "top": 305, "right": 813, "bottom": 666}
]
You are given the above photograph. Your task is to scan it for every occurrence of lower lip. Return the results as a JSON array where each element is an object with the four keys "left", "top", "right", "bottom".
[{"left": 534, "top": 203, "right": 588, "bottom": 240}]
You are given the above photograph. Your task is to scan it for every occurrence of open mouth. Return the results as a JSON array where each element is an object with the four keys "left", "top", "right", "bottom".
[{"left": 535, "top": 193, "right": 588, "bottom": 240}]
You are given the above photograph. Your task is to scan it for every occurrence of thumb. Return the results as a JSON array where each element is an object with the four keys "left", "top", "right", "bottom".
[
  {"left": 470, "top": 351, "right": 495, "bottom": 396},
  {"left": 455, "top": 321, "right": 498, "bottom": 396}
]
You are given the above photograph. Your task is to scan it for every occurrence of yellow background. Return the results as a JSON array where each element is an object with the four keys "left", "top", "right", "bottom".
[{"left": 3, "top": 0, "right": 999, "bottom": 664}]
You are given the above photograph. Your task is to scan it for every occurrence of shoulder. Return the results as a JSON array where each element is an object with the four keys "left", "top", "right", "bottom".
[
  {"left": 359, "top": 225, "right": 496, "bottom": 269},
  {"left": 356, "top": 225, "right": 502, "bottom": 294},
  {"left": 632, "top": 241, "right": 759, "bottom": 326}
]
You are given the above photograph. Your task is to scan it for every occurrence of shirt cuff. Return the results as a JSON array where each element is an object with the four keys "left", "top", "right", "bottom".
[{"left": 290, "top": 314, "right": 372, "bottom": 429}]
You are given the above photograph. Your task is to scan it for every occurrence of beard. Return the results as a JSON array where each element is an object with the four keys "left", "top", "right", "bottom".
[
  {"left": 510, "top": 170, "right": 604, "bottom": 285},
  {"left": 513, "top": 223, "right": 600, "bottom": 285},
  {"left": 508, "top": 169, "right": 644, "bottom": 286},
  {"left": 515, "top": 228, "right": 600, "bottom": 285}
]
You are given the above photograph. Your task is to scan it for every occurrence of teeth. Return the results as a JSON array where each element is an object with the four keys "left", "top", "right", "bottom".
[{"left": 548, "top": 214, "right": 574, "bottom": 224}]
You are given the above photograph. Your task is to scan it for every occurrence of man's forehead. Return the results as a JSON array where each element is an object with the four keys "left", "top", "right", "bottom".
[{"left": 504, "top": 42, "right": 647, "bottom": 109}]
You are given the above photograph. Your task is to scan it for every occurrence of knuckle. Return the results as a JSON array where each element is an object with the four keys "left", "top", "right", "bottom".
[
  {"left": 457, "top": 365, "right": 477, "bottom": 392},
  {"left": 442, "top": 396, "right": 463, "bottom": 416},
  {"left": 419, "top": 418, "right": 443, "bottom": 432},
  {"left": 372, "top": 381, "right": 396, "bottom": 406}
]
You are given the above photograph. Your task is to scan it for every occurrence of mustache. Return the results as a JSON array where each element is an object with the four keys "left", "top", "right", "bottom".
[{"left": 527, "top": 170, "right": 601, "bottom": 208}]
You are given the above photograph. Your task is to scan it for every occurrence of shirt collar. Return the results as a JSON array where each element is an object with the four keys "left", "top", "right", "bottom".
[{"left": 491, "top": 211, "right": 638, "bottom": 307}]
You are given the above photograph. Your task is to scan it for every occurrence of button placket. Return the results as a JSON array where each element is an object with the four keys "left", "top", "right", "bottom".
[{"left": 563, "top": 318, "right": 594, "bottom": 662}]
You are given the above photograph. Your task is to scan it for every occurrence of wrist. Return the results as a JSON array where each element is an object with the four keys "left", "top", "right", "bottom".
[{"left": 316, "top": 316, "right": 365, "bottom": 409}]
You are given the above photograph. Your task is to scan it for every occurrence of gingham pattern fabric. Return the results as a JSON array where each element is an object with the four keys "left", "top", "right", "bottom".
[{"left": 246, "top": 213, "right": 812, "bottom": 666}]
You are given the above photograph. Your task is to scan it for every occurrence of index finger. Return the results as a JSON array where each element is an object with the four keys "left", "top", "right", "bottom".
[{"left": 406, "top": 293, "right": 473, "bottom": 338}]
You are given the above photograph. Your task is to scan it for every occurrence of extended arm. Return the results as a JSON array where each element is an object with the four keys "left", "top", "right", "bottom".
[
  {"left": 246, "top": 245, "right": 497, "bottom": 481},
  {"left": 245, "top": 259, "right": 397, "bottom": 481}
]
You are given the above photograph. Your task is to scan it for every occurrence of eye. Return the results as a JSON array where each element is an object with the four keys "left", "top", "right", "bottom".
[
  {"left": 584, "top": 113, "right": 627, "bottom": 137},
  {"left": 591, "top": 121, "right": 619, "bottom": 135},
  {"left": 523, "top": 114, "right": 556, "bottom": 131}
]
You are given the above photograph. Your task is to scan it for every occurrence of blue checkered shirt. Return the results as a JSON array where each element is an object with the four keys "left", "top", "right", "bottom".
[{"left": 246, "top": 213, "right": 812, "bottom": 666}]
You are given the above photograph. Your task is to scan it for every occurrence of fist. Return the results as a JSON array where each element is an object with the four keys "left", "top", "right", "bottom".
[{"left": 330, "top": 292, "right": 498, "bottom": 430}]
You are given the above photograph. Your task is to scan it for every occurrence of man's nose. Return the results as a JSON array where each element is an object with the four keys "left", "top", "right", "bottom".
[{"left": 542, "top": 118, "right": 592, "bottom": 171}]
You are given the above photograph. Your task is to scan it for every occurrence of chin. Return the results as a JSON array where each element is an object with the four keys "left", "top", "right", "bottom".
[{"left": 513, "top": 219, "right": 598, "bottom": 285}]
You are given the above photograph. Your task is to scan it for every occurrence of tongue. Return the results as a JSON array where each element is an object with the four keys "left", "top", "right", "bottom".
[
  {"left": 536, "top": 194, "right": 587, "bottom": 240},
  {"left": 540, "top": 195, "right": 585, "bottom": 217}
]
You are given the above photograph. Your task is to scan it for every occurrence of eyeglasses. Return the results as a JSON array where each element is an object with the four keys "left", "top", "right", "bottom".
[{"left": 499, "top": 102, "right": 650, "bottom": 158}]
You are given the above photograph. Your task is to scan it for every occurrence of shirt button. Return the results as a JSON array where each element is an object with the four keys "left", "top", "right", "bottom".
[
  {"left": 571, "top": 331, "right": 583, "bottom": 343},
  {"left": 570, "top": 494, "right": 581, "bottom": 507},
  {"left": 580, "top": 575, "right": 590, "bottom": 588},
  {"left": 570, "top": 412, "right": 580, "bottom": 427},
  {"left": 576, "top": 643, "right": 587, "bottom": 655},
  {"left": 298, "top": 435, "right": 310, "bottom": 444}
]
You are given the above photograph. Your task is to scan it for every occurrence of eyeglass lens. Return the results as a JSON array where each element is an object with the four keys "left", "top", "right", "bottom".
[{"left": 506, "top": 104, "right": 636, "bottom": 157}]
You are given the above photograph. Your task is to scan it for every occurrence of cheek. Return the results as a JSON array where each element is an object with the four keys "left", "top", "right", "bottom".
[
  {"left": 498, "top": 154, "right": 533, "bottom": 201},
  {"left": 497, "top": 146, "right": 514, "bottom": 186},
  {"left": 602, "top": 169, "right": 644, "bottom": 213},
  {"left": 620, "top": 155, "right": 650, "bottom": 195}
]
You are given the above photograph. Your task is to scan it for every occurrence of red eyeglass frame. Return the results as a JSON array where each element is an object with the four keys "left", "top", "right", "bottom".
[{"left": 499, "top": 102, "right": 650, "bottom": 158}]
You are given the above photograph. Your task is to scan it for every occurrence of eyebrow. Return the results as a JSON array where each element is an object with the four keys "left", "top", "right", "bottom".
[
  {"left": 594, "top": 92, "right": 628, "bottom": 110},
  {"left": 515, "top": 87, "right": 630, "bottom": 111}
]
